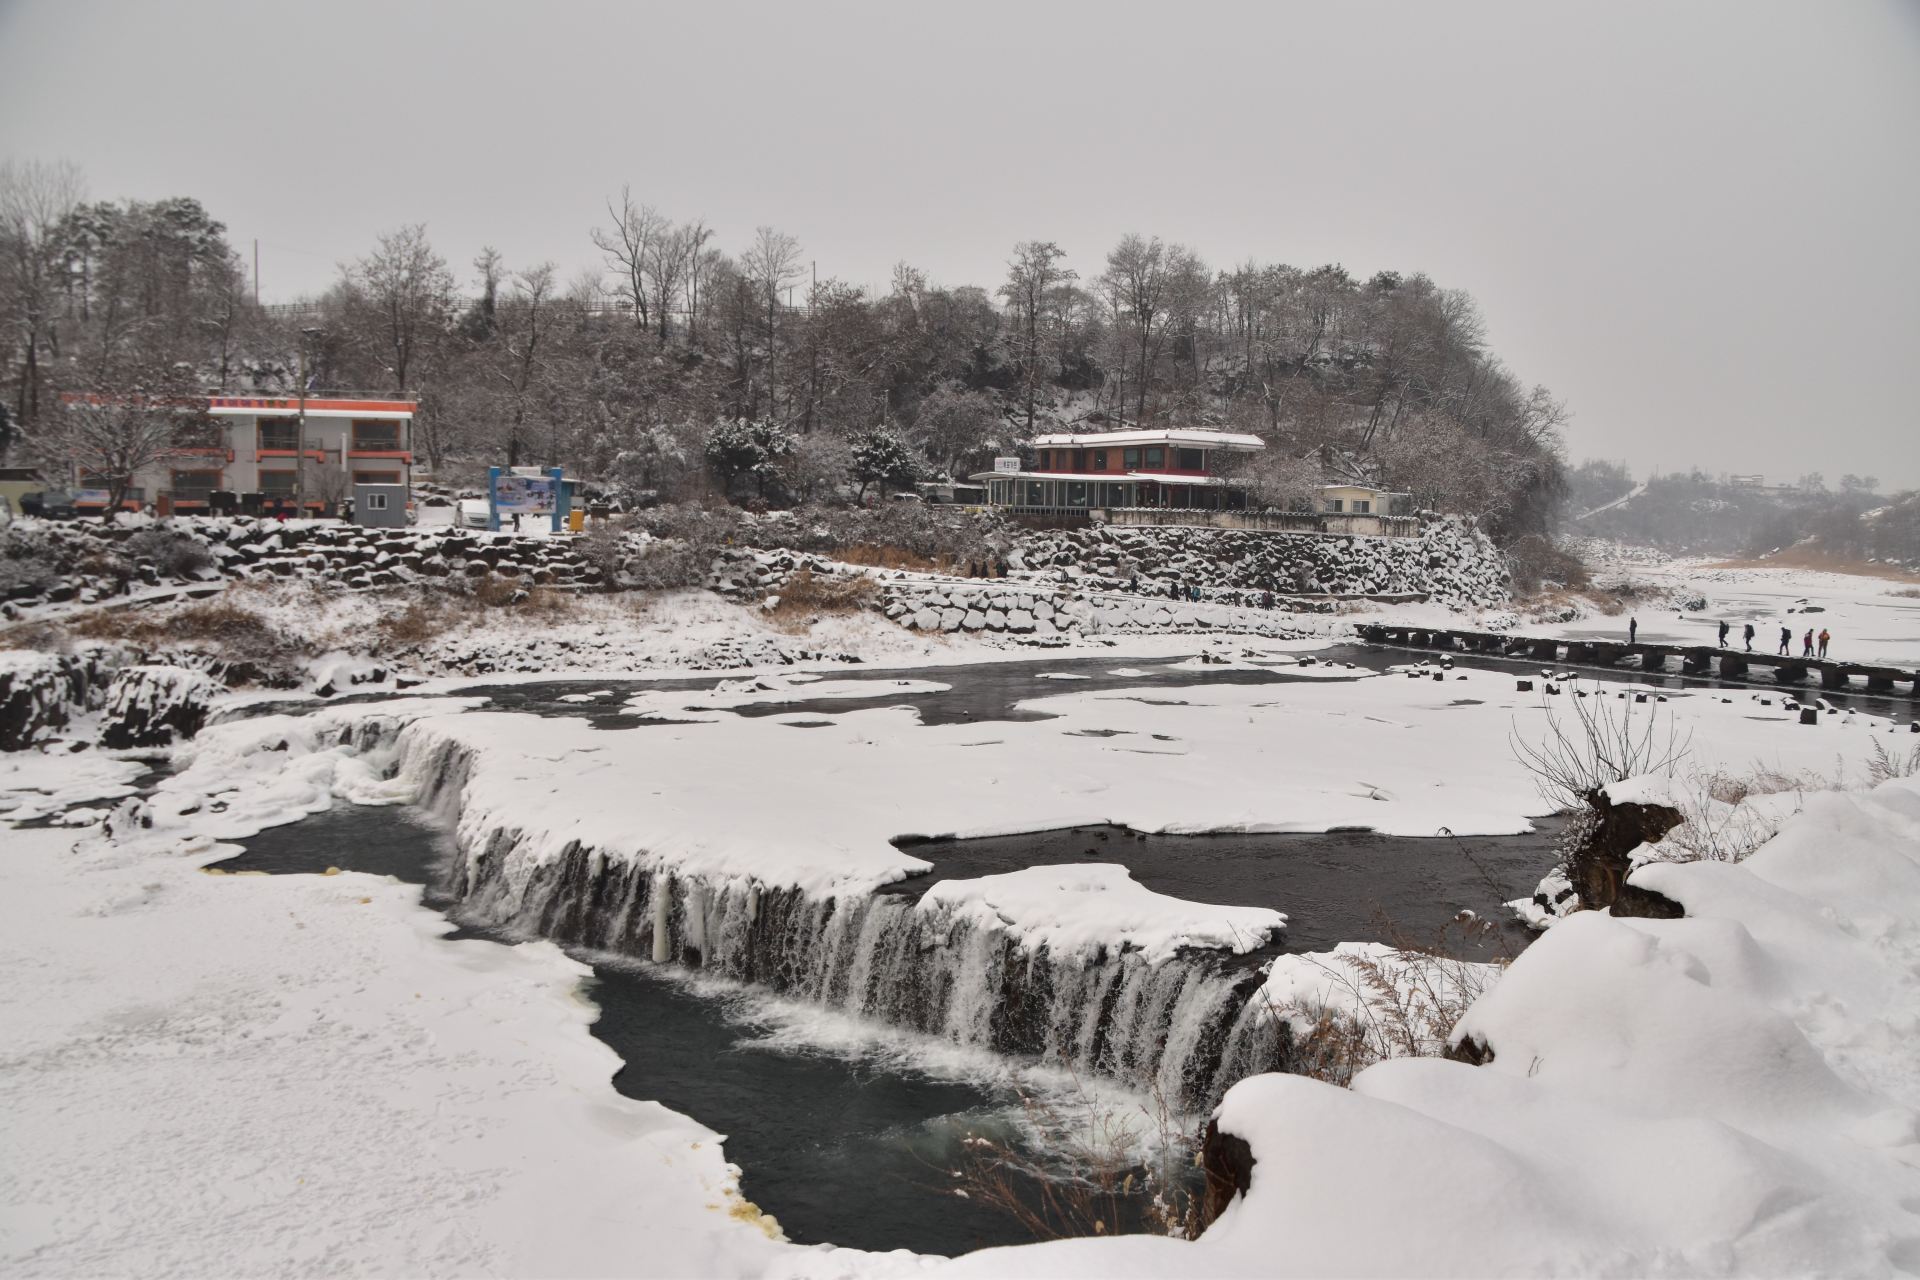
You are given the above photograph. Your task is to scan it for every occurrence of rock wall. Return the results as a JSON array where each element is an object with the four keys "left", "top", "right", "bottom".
[
  {"left": 879, "top": 580, "right": 1311, "bottom": 639},
  {"left": 1, "top": 517, "right": 611, "bottom": 619},
  {"left": 1011, "top": 516, "right": 1511, "bottom": 610}
]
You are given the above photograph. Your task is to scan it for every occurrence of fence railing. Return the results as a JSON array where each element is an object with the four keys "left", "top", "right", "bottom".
[{"left": 1093, "top": 508, "right": 1420, "bottom": 538}]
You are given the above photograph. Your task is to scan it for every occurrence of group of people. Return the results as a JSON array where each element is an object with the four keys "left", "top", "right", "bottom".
[{"left": 1628, "top": 615, "right": 1833, "bottom": 659}]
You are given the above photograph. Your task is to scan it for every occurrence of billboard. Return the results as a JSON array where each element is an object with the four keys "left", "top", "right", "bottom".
[
  {"left": 493, "top": 473, "right": 557, "bottom": 514},
  {"left": 993, "top": 456, "right": 1021, "bottom": 474}
]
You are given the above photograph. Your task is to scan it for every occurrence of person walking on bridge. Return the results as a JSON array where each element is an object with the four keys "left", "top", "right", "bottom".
[
  {"left": 1718, "top": 620, "right": 1731, "bottom": 648},
  {"left": 1779, "top": 625, "right": 1792, "bottom": 655},
  {"left": 1628, "top": 616, "right": 1638, "bottom": 645},
  {"left": 1803, "top": 628, "right": 1815, "bottom": 657},
  {"left": 1743, "top": 622, "right": 1755, "bottom": 652},
  {"left": 1818, "top": 628, "right": 1831, "bottom": 659}
]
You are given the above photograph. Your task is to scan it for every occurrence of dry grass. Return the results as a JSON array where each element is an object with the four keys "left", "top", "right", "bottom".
[
  {"left": 1706, "top": 549, "right": 1920, "bottom": 583},
  {"left": 947, "top": 1070, "right": 1203, "bottom": 1242},
  {"left": 375, "top": 598, "right": 457, "bottom": 649},
  {"left": 1888, "top": 587, "right": 1920, "bottom": 599},
  {"left": 834, "top": 543, "right": 959, "bottom": 574},
  {"left": 762, "top": 568, "right": 880, "bottom": 632},
  {"left": 66, "top": 599, "right": 287, "bottom": 650},
  {"left": 1264, "top": 919, "right": 1507, "bottom": 1089}
]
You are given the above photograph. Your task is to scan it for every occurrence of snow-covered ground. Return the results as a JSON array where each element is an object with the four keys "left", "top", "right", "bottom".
[{"left": 5, "top": 548, "right": 1920, "bottom": 1277}]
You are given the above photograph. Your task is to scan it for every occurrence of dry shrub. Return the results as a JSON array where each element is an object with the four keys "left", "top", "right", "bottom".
[
  {"left": 1868, "top": 738, "right": 1920, "bottom": 784},
  {"left": 1265, "top": 921, "right": 1506, "bottom": 1090},
  {"left": 376, "top": 598, "right": 456, "bottom": 648},
  {"left": 948, "top": 1071, "right": 1202, "bottom": 1243},
  {"left": 1510, "top": 684, "right": 1693, "bottom": 811},
  {"left": 1506, "top": 534, "right": 1592, "bottom": 597},
  {"left": 1890, "top": 587, "right": 1920, "bottom": 600},
  {"left": 836, "top": 543, "right": 954, "bottom": 573},
  {"left": 763, "top": 568, "right": 879, "bottom": 631}
]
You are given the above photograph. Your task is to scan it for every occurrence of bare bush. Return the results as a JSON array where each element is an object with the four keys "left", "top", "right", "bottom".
[
  {"left": 1261, "top": 925, "right": 1506, "bottom": 1089},
  {"left": 1510, "top": 687, "right": 1691, "bottom": 811},
  {"left": 948, "top": 1071, "right": 1202, "bottom": 1242},
  {"left": 763, "top": 568, "right": 878, "bottom": 631},
  {"left": 1867, "top": 738, "right": 1920, "bottom": 784},
  {"left": 125, "top": 527, "right": 214, "bottom": 578}
]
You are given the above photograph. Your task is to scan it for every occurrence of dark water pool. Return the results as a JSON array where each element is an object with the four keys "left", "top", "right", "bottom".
[{"left": 892, "top": 821, "right": 1561, "bottom": 962}]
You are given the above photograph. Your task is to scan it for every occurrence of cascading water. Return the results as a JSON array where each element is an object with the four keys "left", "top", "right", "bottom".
[{"left": 389, "top": 723, "right": 1288, "bottom": 1113}]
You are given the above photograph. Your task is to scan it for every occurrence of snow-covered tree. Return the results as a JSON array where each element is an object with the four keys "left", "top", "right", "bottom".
[
  {"left": 705, "top": 418, "right": 792, "bottom": 500},
  {"left": 849, "top": 426, "right": 921, "bottom": 500}
]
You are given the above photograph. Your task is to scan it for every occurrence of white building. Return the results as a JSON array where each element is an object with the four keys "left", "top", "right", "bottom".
[{"left": 65, "top": 392, "right": 415, "bottom": 515}]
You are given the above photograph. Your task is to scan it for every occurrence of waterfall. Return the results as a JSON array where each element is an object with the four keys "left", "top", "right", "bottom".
[{"left": 387, "top": 728, "right": 1289, "bottom": 1113}]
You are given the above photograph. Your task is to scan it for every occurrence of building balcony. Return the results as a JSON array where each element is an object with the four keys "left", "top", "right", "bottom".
[
  {"left": 347, "top": 448, "right": 413, "bottom": 463},
  {"left": 255, "top": 448, "right": 330, "bottom": 463}
]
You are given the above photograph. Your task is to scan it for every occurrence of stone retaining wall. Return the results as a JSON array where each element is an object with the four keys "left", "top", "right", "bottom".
[{"left": 1010, "top": 515, "right": 1510, "bottom": 610}]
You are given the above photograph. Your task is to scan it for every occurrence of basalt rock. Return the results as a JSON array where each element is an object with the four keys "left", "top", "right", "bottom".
[
  {"left": 1568, "top": 788, "right": 1687, "bottom": 919},
  {"left": 1199, "top": 1117, "right": 1257, "bottom": 1229}
]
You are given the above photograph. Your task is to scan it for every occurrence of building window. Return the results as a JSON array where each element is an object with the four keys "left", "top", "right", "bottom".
[
  {"left": 364, "top": 492, "right": 389, "bottom": 511},
  {"left": 1144, "top": 447, "right": 1165, "bottom": 468},
  {"left": 351, "top": 419, "right": 401, "bottom": 451},
  {"left": 1072, "top": 450, "right": 1087, "bottom": 472},
  {"left": 259, "top": 421, "right": 301, "bottom": 451},
  {"left": 1353, "top": 500, "right": 1371, "bottom": 514},
  {"left": 259, "top": 470, "right": 297, "bottom": 496},
  {"left": 1327, "top": 498, "right": 1344, "bottom": 513},
  {"left": 1024, "top": 480, "right": 1045, "bottom": 506},
  {"left": 171, "top": 470, "right": 220, "bottom": 502},
  {"left": 1067, "top": 482, "right": 1088, "bottom": 507},
  {"left": 1123, "top": 448, "right": 1141, "bottom": 469},
  {"left": 1090, "top": 451, "right": 1107, "bottom": 471},
  {"left": 1175, "top": 448, "right": 1204, "bottom": 470}
]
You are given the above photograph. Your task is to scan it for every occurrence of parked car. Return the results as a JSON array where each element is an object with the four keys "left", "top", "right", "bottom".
[{"left": 21, "top": 489, "right": 78, "bottom": 519}]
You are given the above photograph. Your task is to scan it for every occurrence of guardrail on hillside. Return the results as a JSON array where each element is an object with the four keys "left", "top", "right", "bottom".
[{"left": 1094, "top": 508, "right": 1421, "bottom": 537}]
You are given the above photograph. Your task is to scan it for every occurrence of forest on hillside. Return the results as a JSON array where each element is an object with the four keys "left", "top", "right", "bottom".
[
  {"left": 1567, "top": 460, "right": 1920, "bottom": 565},
  {"left": 0, "top": 160, "right": 1570, "bottom": 538}
]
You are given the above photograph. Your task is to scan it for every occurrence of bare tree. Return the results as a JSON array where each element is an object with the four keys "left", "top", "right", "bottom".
[
  {"left": 591, "top": 187, "right": 663, "bottom": 330},
  {"left": 1099, "top": 234, "right": 1172, "bottom": 425},
  {"left": 44, "top": 357, "right": 209, "bottom": 518},
  {"left": 490, "top": 263, "right": 557, "bottom": 466},
  {"left": 742, "top": 226, "right": 802, "bottom": 419},
  {"left": 644, "top": 218, "right": 707, "bottom": 343},
  {"left": 346, "top": 224, "right": 454, "bottom": 393},
  {"left": 0, "top": 159, "right": 84, "bottom": 435},
  {"left": 999, "top": 241, "right": 1075, "bottom": 433}
]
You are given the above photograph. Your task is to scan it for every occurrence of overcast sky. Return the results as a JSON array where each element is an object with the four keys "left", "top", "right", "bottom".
[{"left": 2, "top": 0, "right": 1915, "bottom": 487}]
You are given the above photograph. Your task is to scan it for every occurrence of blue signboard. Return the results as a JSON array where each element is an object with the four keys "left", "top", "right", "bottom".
[{"left": 487, "top": 467, "right": 566, "bottom": 532}]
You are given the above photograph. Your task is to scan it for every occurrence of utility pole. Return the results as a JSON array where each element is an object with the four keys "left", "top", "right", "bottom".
[
  {"left": 294, "top": 348, "right": 307, "bottom": 516},
  {"left": 253, "top": 240, "right": 260, "bottom": 307}
]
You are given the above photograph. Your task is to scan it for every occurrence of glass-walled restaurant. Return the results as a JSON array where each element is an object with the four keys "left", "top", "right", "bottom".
[
  {"left": 974, "top": 428, "right": 1266, "bottom": 513},
  {"left": 981, "top": 474, "right": 1249, "bottom": 511}
]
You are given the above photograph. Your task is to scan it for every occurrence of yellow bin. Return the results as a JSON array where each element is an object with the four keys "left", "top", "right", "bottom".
[{"left": 568, "top": 509, "right": 585, "bottom": 533}]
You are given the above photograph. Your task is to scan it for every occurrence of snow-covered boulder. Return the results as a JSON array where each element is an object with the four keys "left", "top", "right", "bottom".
[{"left": 99, "top": 665, "right": 222, "bottom": 749}]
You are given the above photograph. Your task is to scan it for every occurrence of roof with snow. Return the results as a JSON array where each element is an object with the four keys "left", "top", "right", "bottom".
[{"left": 1028, "top": 428, "right": 1265, "bottom": 451}]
